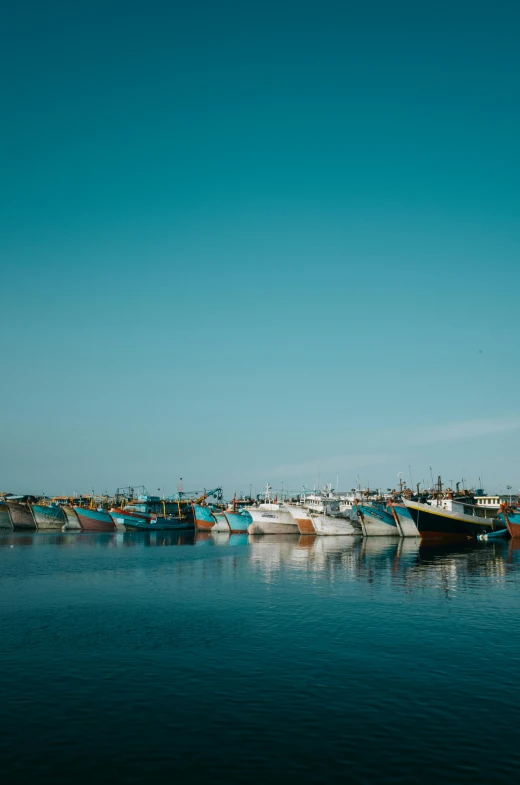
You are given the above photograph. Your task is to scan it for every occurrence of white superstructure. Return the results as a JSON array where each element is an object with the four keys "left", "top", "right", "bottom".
[{"left": 247, "top": 484, "right": 299, "bottom": 535}]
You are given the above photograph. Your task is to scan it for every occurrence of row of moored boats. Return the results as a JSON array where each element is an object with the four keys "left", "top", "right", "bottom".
[{"left": 2, "top": 481, "right": 520, "bottom": 540}]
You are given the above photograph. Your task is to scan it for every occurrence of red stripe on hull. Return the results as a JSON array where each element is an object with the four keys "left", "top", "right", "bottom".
[
  {"left": 194, "top": 519, "right": 215, "bottom": 531},
  {"left": 506, "top": 521, "right": 520, "bottom": 538},
  {"left": 294, "top": 517, "right": 316, "bottom": 535},
  {"left": 75, "top": 511, "right": 116, "bottom": 532},
  {"left": 111, "top": 507, "right": 151, "bottom": 521}
]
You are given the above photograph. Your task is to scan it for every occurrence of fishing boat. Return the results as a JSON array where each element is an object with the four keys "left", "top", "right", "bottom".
[
  {"left": 192, "top": 504, "right": 216, "bottom": 531},
  {"left": 122, "top": 496, "right": 193, "bottom": 522},
  {"left": 121, "top": 489, "right": 222, "bottom": 526},
  {"left": 285, "top": 503, "right": 316, "bottom": 534},
  {"left": 225, "top": 510, "right": 251, "bottom": 533},
  {"left": 73, "top": 506, "right": 116, "bottom": 532},
  {"left": 387, "top": 501, "right": 419, "bottom": 537},
  {"left": 31, "top": 502, "right": 66, "bottom": 530},
  {"left": 302, "top": 486, "right": 342, "bottom": 516},
  {"left": 62, "top": 505, "right": 82, "bottom": 530},
  {"left": 498, "top": 504, "right": 520, "bottom": 538},
  {"left": 477, "top": 528, "right": 509, "bottom": 541},
  {"left": 0, "top": 498, "right": 12, "bottom": 529},
  {"left": 247, "top": 505, "right": 297, "bottom": 534},
  {"left": 109, "top": 507, "right": 151, "bottom": 529},
  {"left": 310, "top": 513, "right": 360, "bottom": 535},
  {"left": 212, "top": 512, "right": 230, "bottom": 532},
  {"left": 338, "top": 493, "right": 364, "bottom": 521},
  {"left": 247, "top": 485, "right": 299, "bottom": 534},
  {"left": 356, "top": 503, "right": 400, "bottom": 536},
  {"left": 5, "top": 498, "right": 36, "bottom": 530},
  {"left": 121, "top": 518, "right": 194, "bottom": 532},
  {"left": 403, "top": 496, "right": 498, "bottom": 539}
]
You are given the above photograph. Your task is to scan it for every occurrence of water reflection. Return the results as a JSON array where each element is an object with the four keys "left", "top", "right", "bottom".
[{"left": 0, "top": 531, "right": 519, "bottom": 593}]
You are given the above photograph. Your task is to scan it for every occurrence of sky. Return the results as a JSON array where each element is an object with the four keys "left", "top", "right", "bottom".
[{"left": 1, "top": 0, "right": 519, "bottom": 498}]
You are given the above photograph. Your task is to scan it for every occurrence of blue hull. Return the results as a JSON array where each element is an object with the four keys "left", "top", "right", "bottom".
[
  {"left": 123, "top": 519, "right": 195, "bottom": 531},
  {"left": 192, "top": 504, "right": 216, "bottom": 531},
  {"left": 110, "top": 511, "right": 148, "bottom": 527},
  {"left": 74, "top": 507, "right": 116, "bottom": 532},
  {"left": 477, "top": 528, "right": 509, "bottom": 541},
  {"left": 224, "top": 511, "right": 251, "bottom": 533},
  {"left": 358, "top": 505, "right": 399, "bottom": 536},
  {"left": 31, "top": 504, "right": 66, "bottom": 530},
  {"left": 388, "top": 504, "right": 419, "bottom": 537}
]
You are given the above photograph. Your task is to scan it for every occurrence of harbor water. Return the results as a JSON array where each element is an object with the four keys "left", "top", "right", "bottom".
[{"left": 1, "top": 532, "right": 520, "bottom": 784}]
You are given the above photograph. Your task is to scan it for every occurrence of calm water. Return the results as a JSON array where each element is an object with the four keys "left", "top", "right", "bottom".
[{"left": 1, "top": 531, "right": 520, "bottom": 784}]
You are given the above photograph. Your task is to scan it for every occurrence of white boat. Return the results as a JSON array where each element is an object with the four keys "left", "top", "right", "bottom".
[
  {"left": 388, "top": 502, "right": 419, "bottom": 537},
  {"left": 62, "top": 505, "right": 82, "bottom": 531},
  {"left": 356, "top": 504, "right": 400, "bottom": 536},
  {"left": 310, "top": 513, "right": 360, "bottom": 535},
  {"left": 303, "top": 485, "right": 342, "bottom": 516},
  {"left": 284, "top": 504, "right": 316, "bottom": 534},
  {"left": 247, "top": 484, "right": 300, "bottom": 534},
  {"left": 212, "top": 512, "right": 230, "bottom": 532}
]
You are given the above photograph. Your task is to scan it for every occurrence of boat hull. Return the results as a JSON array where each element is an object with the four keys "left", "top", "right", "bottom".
[
  {"left": 73, "top": 507, "right": 116, "bottom": 532},
  {"left": 212, "top": 513, "right": 230, "bottom": 532},
  {"left": 499, "top": 510, "right": 520, "bottom": 538},
  {"left": 404, "top": 499, "right": 498, "bottom": 539},
  {"left": 6, "top": 501, "right": 36, "bottom": 530},
  {"left": 31, "top": 504, "right": 66, "bottom": 530},
  {"left": 224, "top": 511, "right": 251, "bottom": 533},
  {"left": 358, "top": 505, "right": 399, "bottom": 536},
  {"left": 285, "top": 504, "right": 316, "bottom": 534},
  {"left": 62, "top": 506, "right": 82, "bottom": 530},
  {"left": 311, "top": 514, "right": 359, "bottom": 535},
  {"left": 0, "top": 502, "right": 12, "bottom": 529},
  {"left": 192, "top": 504, "right": 216, "bottom": 531},
  {"left": 389, "top": 504, "right": 419, "bottom": 537},
  {"left": 110, "top": 511, "right": 148, "bottom": 528},
  {"left": 247, "top": 508, "right": 298, "bottom": 534},
  {"left": 123, "top": 519, "right": 194, "bottom": 531}
]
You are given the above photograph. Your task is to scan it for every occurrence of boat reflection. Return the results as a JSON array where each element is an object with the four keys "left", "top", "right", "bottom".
[{"left": 0, "top": 530, "right": 518, "bottom": 592}]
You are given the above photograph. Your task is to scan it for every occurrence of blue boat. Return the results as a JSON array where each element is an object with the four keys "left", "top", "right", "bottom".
[
  {"left": 192, "top": 504, "right": 216, "bottom": 531},
  {"left": 498, "top": 506, "right": 520, "bottom": 538},
  {"left": 121, "top": 517, "right": 195, "bottom": 532},
  {"left": 387, "top": 502, "right": 419, "bottom": 537},
  {"left": 109, "top": 510, "right": 149, "bottom": 529},
  {"left": 122, "top": 495, "right": 195, "bottom": 525},
  {"left": 224, "top": 510, "right": 251, "bottom": 533},
  {"left": 477, "top": 528, "right": 509, "bottom": 541},
  {"left": 74, "top": 507, "right": 116, "bottom": 532},
  {"left": 356, "top": 504, "right": 400, "bottom": 536},
  {"left": 31, "top": 503, "right": 66, "bottom": 530}
]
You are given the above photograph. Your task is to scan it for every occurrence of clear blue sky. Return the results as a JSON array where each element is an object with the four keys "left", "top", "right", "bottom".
[{"left": 1, "top": 0, "right": 519, "bottom": 497}]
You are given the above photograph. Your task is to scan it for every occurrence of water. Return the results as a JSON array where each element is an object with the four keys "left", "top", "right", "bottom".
[{"left": 1, "top": 531, "right": 520, "bottom": 784}]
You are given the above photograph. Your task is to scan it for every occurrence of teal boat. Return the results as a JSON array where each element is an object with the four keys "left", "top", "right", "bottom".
[
  {"left": 224, "top": 510, "right": 251, "bottom": 533},
  {"left": 31, "top": 503, "right": 66, "bottom": 530},
  {"left": 122, "top": 517, "right": 195, "bottom": 532}
]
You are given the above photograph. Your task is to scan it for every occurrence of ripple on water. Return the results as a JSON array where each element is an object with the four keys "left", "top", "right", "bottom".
[{"left": 0, "top": 532, "right": 519, "bottom": 784}]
